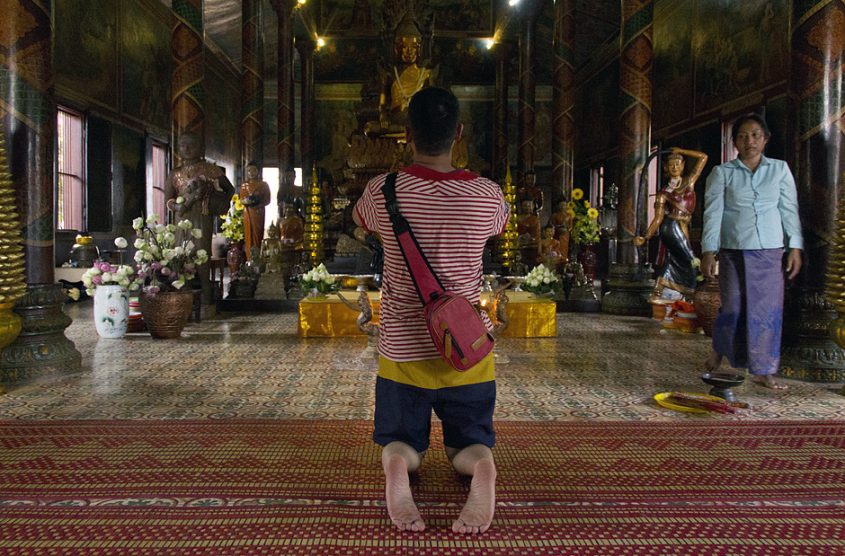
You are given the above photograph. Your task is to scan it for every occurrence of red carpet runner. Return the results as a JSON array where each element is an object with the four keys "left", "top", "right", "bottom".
[{"left": 1, "top": 420, "right": 843, "bottom": 554}]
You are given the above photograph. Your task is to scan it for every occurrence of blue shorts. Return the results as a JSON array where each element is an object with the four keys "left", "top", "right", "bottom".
[{"left": 373, "top": 376, "right": 496, "bottom": 454}]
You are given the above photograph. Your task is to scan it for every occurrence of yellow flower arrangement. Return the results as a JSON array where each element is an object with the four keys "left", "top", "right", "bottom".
[
  {"left": 570, "top": 188, "right": 601, "bottom": 245},
  {"left": 220, "top": 194, "right": 244, "bottom": 242}
]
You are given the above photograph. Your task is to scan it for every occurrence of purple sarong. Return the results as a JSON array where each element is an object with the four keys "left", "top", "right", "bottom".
[{"left": 712, "top": 249, "right": 784, "bottom": 376}]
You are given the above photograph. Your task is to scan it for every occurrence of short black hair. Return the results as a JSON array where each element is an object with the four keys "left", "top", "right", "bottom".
[
  {"left": 407, "top": 87, "right": 460, "bottom": 156},
  {"left": 731, "top": 113, "right": 771, "bottom": 143}
]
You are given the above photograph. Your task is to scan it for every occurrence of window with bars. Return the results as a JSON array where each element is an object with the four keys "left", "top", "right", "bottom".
[
  {"left": 56, "top": 108, "right": 84, "bottom": 231},
  {"left": 147, "top": 142, "right": 168, "bottom": 222}
]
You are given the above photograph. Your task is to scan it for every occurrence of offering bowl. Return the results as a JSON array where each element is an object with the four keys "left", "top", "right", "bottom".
[{"left": 701, "top": 372, "right": 745, "bottom": 402}]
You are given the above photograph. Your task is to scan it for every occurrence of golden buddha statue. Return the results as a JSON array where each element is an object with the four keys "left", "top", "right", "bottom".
[
  {"left": 279, "top": 203, "right": 304, "bottom": 250},
  {"left": 517, "top": 199, "right": 541, "bottom": 267},
  {"left": 364, "top": 13, "right": 435, "bottom": 138}
]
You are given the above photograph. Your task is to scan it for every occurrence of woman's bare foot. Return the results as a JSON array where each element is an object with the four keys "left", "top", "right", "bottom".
[
  {"left": 750, "top": 374, "right": 788, "bottom": 390},
  {"left": 384, "top": 454, "right": 425, "bottom": 532},
  {"left": 704, "top": 350, "right": 723, "bottom": 373},
  {"left": 452, "top": 458, "right": 496, "bottom": 534}
]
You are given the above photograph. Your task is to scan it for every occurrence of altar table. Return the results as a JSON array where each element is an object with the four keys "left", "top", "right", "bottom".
[{"left": 297, "top": 290, "right": 556, "bottom": 338}]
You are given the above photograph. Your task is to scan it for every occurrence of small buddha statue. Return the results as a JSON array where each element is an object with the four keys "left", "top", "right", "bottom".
[
  {"left": 548, "top": 199, "right": 573, "bottom": 263},
  {"left": 517, "top": 199, "right": 541, "bottom": 267},
  {"left": 260, "top": 221, "right": 283, "bottom": 274},
  {"left": 540, "top": 225, "right": 565, "bottom": 271},
  {"left": 279, "top": 203, "right": 304, "bottom": 250}
]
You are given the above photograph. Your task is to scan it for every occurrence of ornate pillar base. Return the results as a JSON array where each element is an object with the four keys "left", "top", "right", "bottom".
[
  {"left": 0, "top": 284, "right": 81, "bottom": 387},
  {"left": 779, "top": 288, "right": 845, "bottom": 383},
  {"left": 601, "top": 263, "right": 653, "bottom": 316}
]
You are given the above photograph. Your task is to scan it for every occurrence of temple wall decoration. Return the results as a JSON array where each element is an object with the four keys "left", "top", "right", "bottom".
[{"left": 54, "top": 0, "right": 119, "bottom": 112}]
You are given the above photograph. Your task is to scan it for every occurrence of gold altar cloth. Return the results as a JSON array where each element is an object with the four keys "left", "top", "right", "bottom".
[
  {"left": 482, "top": 291, "right": 557, "bottom": 338},
  {"left": 297, "top": 292, "right": 381, "bottom": 338},
  {"left": 298, "top": 290, "right": 556, "bottom": 339}
]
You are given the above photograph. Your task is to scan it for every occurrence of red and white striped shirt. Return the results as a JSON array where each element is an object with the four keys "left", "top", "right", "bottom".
[{"left": 355, "top": 165, "right": 508, "bottom": 361}]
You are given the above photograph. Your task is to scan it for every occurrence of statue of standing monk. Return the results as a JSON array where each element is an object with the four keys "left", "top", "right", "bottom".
[{"left": 165, "top": 132, "right": 235, "bottom": 303}]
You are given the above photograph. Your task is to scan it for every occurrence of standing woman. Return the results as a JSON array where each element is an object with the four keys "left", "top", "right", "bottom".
[{"left": 700, "top": 114, "right": 803, "bottom": 389}]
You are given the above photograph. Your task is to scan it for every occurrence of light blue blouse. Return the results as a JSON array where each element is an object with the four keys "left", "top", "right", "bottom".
[{"left": 701, "top": 156, "right": 803, "bottom": 254}]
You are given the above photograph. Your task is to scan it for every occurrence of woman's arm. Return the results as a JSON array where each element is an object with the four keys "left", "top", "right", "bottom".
[{"left": 700, "top": 165, "right": 726, "bottom": 278}]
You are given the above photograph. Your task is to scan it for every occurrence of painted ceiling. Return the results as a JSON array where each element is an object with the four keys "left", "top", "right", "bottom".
[{"left": 192, "top": 0, "right": 619, "bottom": 80}]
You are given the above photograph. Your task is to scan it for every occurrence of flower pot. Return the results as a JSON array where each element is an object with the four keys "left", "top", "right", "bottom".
[
  {"left": 577, "top": 244, "right": 597, "bottom": 282},
  {"left": 139, "top": 288, "right": 194, "bottom": 339},
  {"left": 693, "top": 278, "right": 721, "bottom": 337},
  {"left": 93, "top": 285, "right": 129, "bottom": 339},
  {"left": 226, "top": 241, "right": 245, "bottom": 275}
]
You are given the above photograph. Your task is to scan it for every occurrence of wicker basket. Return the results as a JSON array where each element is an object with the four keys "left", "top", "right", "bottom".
[{"left": 139, "top": 288, "right": 194, "bottom": 339}]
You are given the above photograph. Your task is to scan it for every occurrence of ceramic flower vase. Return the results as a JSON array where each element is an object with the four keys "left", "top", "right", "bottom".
[
  {"left": 227, "top": 241, "right": 245, "bottom": 275},
  {"left": 93, "top": 285, "right": 129, "bottom": 338},
  {"left": 306, "top": 287, "right": 327, "bottom": 300}
]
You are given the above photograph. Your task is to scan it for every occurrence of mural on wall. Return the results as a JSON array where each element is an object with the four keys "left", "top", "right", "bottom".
[
  {"left": 652, "top": 0, "right": 694, "bottom": 132},
  {"left": 120, "top": 0, "right": 171, "bottom": 132},
  {"left": 55, "top": 0, "right": 118, "bottom": 110},
  {"left": 204, "top": 59, "right": 240, "bottom": 176},
  {"left": 315, "top": 100, "right": 359, "bottom": 182},
  {"left": 575, "top": 61, "right": 618, "bottom": 161},
  {"left": 317, "top": 0, "right": 494, "bottom": 37},
  {"left": 458, "top": 95, "right": 493, "bottom": 176},
  {"left": 692, "top": 0, "right": 788, "bottom": 115},
  {"left": 315, "top": 39, "right": 383, "bottom": 83},
  {"left": 112, "top": 126, "right": 145, "bottom": 226}
]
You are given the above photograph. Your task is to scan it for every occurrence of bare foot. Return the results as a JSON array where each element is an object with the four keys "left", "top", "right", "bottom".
[
  {"left": 704, "top": 350, "right": 723, "bottom": 373},
  {"left": 384, "top": 454, "right": 425, "bottom": 532},
  {"left": 452, "top": 458, "right": 496, "bottom": 534},
  {"left": 750, "top": 374, "right": 788, "bottom": 390}
]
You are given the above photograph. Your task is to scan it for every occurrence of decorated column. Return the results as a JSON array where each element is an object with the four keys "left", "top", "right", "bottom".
[
  {"left": 241, "top": 0, "right": 264, "bottom": 173},
  {"left": 0, "top": 0, "right": 81, "bottom": 385},
  {"left": 780, "top": 0, "right": 845, "bottom": 382},
  {"left": 172, "top": 0, "right": 205, "bottom": 153},
  {"left": 297, "top": 36, "right": 316, "bottom": 183},
  {"left": 493, "top": 42, "right": 510, "bottom": 182},
  {"left": 601, "top": 0, "right": 654, "bottom": 316},
  {"left": 516, "top": 0, "right": 543, "bottom": 179},
  {"left": 552, "top": 0, "right": 576, "bottom": 200},
  {"left": 275, "top": 0, "right": 297, "bottom": 203}
]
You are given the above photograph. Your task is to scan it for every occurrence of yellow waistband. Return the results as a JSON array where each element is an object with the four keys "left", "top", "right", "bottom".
[{"left": 378, "top": 354, "right": 495, "bottom": 389}]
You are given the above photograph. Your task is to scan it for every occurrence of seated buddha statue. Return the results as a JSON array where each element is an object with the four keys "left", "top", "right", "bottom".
[
  {"left": 364, "top": 14, "right": 435, "bottom": 137},
  {"left": 517, "top": 199, "right": 541, "bottom": 267},
  {"left": 279, "top": 204, "right": 304, "bottom": 250}
]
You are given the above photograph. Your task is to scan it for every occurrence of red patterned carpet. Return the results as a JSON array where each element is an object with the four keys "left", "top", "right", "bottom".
[{"left": 1, "top": 420, "right": 844, "bottom": 555}]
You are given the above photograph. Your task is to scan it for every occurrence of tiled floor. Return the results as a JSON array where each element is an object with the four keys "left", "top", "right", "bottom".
[{"left": 1, "top": 301, "right": 844, "bottom": 421}]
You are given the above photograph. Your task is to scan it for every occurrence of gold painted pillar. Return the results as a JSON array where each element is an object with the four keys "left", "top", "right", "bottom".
[
  {"left": 0, "top": 0, "right": 81, "bottom": 386},
  {"left": 517, "top": 0, "right": 543, "bottom": 179},
  {"left": 296, "top": 36, "right": 316, "bottom": 183},
  {"left": 241, "top": 0, "right": 264, "bottom": 172},
  {"left": 552, "top": 0, "right": 576, "bottom": 200},
  {"left": 275, "top": 0, "right": 296, "bottom": 203},
  {"left": 493, "top": 42, "right": 511, "bottom": 182},
  {"left": 171, "top": 0, "right": 206, "bottom": 153},
  {"left": 780, "top": 0, "right": 845, "bottom": 382},
  {"left": 601, "top": 0, "right": 654, "bottom": 316}
]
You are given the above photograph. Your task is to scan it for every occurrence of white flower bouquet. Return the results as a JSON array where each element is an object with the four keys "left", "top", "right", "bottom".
[
  {"left": 522, "top": 263, "right": 561, "bottom": 296},
  {"left": 131, "top": 215, "right": 208, "bottom": 294},
  {"left": 299, "top": 263, "right": 339, "bottom": 295}
]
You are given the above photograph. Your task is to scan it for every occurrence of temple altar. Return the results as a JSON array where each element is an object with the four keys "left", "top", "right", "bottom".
[{"left": 297, "top": 290, "right": 556, "bottom": 339}]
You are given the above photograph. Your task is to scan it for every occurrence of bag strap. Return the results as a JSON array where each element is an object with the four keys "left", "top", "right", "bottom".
[{"left": 382, "top": 172, "right": 445, "bottom": 303}]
